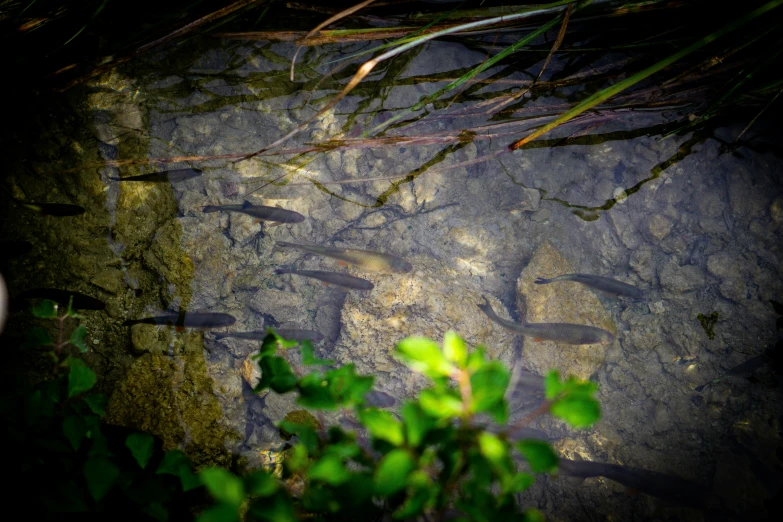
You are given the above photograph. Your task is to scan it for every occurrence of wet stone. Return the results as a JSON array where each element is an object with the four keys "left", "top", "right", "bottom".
[
  {"left": 659, "top": 260, "right": 707, "bottom": 293},
  {"left": 531, "top": 208, "right": 551, "bottom": 223},
  {"left": 518, "top": 188, "right": 541, "bottom": 211},
  {"left": 629, "top": 245, "right": 654, "bottom": 281},
  {"left": 647, "top": 214, "right": 673, "bottom": 240}
]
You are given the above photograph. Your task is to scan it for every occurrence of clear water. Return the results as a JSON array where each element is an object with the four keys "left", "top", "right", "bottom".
[{"left": 3, "top": 31, "right": 782, "bottom": 520}]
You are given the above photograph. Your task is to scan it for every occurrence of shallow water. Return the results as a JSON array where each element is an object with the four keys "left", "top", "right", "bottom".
[{"left": 3, "top": 30, "right": 783, "bottom": 521}]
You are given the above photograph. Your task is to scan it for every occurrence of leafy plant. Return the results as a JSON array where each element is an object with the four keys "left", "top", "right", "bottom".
[
  {"left": 3, "top": 300, "right": 205, "bottom": 519},
  {"left": 199, "top": 329, "right": 601, "bottom": 521}
]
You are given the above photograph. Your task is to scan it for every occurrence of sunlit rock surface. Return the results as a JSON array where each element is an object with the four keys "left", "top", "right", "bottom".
[
  {"left": 331, "top": 255, "right": 517, "bottom": 398},
  {"left": 516, "top": 242, "right": 616, "bottom": 380}
]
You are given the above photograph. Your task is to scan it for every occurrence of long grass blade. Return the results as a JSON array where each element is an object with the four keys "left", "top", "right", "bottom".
[
  {"left": 290, "top": 0, "right": 378, "bottom": 81},
  {"left": 509, "top": 0, "right": 783, "bottom": 151}
]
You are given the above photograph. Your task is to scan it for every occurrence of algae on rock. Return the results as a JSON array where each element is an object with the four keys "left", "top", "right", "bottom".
[{"left": 106, "top": 350, "right": 239, "bottom": 467}]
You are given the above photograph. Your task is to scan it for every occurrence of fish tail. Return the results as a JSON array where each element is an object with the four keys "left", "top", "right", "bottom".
[
  {"left": 275, "top": 241, "right": 296, "bottom": 248},
  {"left": 202, "top": 206, "right": 219, "bottom": 213},
  {"left": 534, "top": 277, "right": 551, "bottom": 285},
  {"left": 275, "top": 268, "right": 293, "bottom": 275},
  {"left": 108, "top": 177, "right": 123, "bottom": 181},
  {"left": 122, "top": 319, "right": 142, "bottom": 326},
  {"left": 214, "top": 332, "right": 228, "bottom": 340}
]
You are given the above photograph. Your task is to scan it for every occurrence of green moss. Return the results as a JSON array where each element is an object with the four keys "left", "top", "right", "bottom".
[
  {"left": 697, "top": 311, "right": 719, "bottom": 340},
  {"left": 106, "top": 351, "right": 239, "bottom": 468},
  {"left": 280, "top": 409, "right": 320, "bottom": 440}
]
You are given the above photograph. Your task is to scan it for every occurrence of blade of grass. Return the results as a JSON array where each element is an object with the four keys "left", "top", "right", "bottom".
[
  {"left": 291, "top": 0, "right": 378, "bottom": 81},
  {"left": 509, "top": 0, "right": 783, "bottom": 151},
  {"left": 363, "top": 14, "right": 564, "bottom": 137},
  {"left": 238, "top": 1, "right": 574, "bottom": 162},
  {"left": 56, "top": 0, "right": 263, "bottom": 91}
]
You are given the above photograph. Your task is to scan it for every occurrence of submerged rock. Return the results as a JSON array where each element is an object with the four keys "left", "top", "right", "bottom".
[
  {"left": 106, "top": 351, "right": 240, "bottom": 467},
  {"left": 331, "top": 256, "right": 517, "bottom": 399},
  {"left": 516, "top": 242, "right": 615, "bottom": 379}
]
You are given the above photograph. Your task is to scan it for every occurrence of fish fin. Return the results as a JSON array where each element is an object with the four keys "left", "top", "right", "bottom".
[
  {"left": 175, "top": 325, "right": 185, "bottom": 333},
  {"left": 253, "top": 218, "right": 263, "bottom": 224},
  {"left": 322, "top": 281, "right": 330, "bottom": 287},
  {"left": 533, "top": 337, "right": 545, "bottom": 342},
  {"left": 625, "top": 487, "right": 640, "bottom": 497},
  {"left": 243, "top": 200, "right": 253, "bottom": 208},
  {"left": 267, "top": 222, "right": 283, "bottom": 228},
  {"left": 337, "top": 261, "right": 348, "bottom": 267}
]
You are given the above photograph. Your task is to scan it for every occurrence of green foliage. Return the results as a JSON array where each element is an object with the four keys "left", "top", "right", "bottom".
[
  {"left": 12, "top": 304, "right": 601, "bottom": 521},
  {"left": 32, "top": 299, "right": 58, "bottom": 318},
  {"left": 4, "top": 302, "right": 205, "bottom": 519},
  {"left": 198, "top": 330, "right": 602, "bottom": 521},
  {"left": 544, "top": 371, "right": 601, "bottom": 427}
]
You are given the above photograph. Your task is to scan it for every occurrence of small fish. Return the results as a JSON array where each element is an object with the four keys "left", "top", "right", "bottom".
[
  {"left": 275, "top": 268, "right": 374, "bottom": 290},
  {"left": 122, "top": 312, "right": 236, "bottom": 331},
  {"left": 17, "top": 201, "right": 85, "bottom": 217},
  {"left": 15, "top": 288, "right": 105, "bottom": 310},
  {"left": 477, "top": 297, "right": 615, "bottom": 345},
  {"left": 558, "top": 456, "right": 709, "bottom": 509},
  {"left": 215, "top": 328, "right": 324, "bottom": 343},
  {"left": 0, "top": 240, "right": 33, "bottom": 260},
  {"left": 534, "top": 273, "right": 644, "bottom": 299},
  {"left": 364, "top": 390, "right": 396, "bottom": 408},
  {"left": 695, "top": 350, "right": 772, "bottom": 392},
  {"left": 202, "top": 201, "right": 305, "bottom": 224},
  {"left": 276, "top": 241, "right": 412, "bottom": 273},
  {"left": 110, "top": 168, "right": 202, "bottom": 183}
]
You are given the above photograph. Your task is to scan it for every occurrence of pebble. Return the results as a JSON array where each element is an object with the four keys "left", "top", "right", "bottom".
[
  {"left": 613, "top": 187, "right": 628, "bottom": 204},
  {"left": 648, "top": 301, "right": 666, "bottom": 315},
  {"left": 531, "top": 208, "right": 551, "bottom": 223}
]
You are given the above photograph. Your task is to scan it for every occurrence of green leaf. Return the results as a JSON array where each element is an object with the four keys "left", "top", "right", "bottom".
[
  {"left": 544, "top": 370, "right": 562, "bottom": 400},
  {"left": 257, "top": 356, "right": 298, "bottom": 393},
  {"left": 157, "top": 450, "right": 201, "bottom": 491},
  {"left": 358, "top": 408, "right": 404, "bottom": 446},
  {"left": 32, "top": 299, "right": 58, "bottom": 318},
  {"left": 401, "top": 402, "right": 434, "bottom": 448},
  {"left": 249, "top": 492, "right": 297, "bottom": 522},
  {"left": 374, "top": 448, "right": 416, "bottom": 495},
  {"left": 84, "top": 456, "right": 120, "bottom": 501},
  {"left": 141, "top": 503, "right": 168, "bottom": 522},
  {"left": 508, "top": 472, "right": 535, "bottom": 494},
  {"left": 245, "top": 471, "right": 278, "bottom": 497},
  {"left": 278, "top": 420, "right": 319, "bottom": 452},
  {"left": 201, "top": 468, "right": 245, "bottom": 506},
  {"left": 478, "top": 432, "right": 507, "bottom": 468},
  {"left": 443, "top": 331, "right": 468, "bottom": 367},
  {"left": 418, "top": 388, "right": 463, "bottom": 418},
  {"left": 393, "top": 470, "right": 433, "bottom": 519},
  {"left": 67, "top": 358, "right": 97, "bottom": 398},
  {"left": 126, "top": 432, "right": 155, "bottom": 469},
  {"left": 309, "top": 454, "right": 350, "bottom": 485},
  {"left": 522, "top": 508, "right": 545, "bottom": 522},
  {"left": 69, "top": 324, "right": 88, "bottom": 352},
  {"left": 24, "top": 326, "right": 52, "bottom": 347},
  {"left": 550, "top": 396, "right": 600, "bottom": 428},
  {"left": 517, "top": 440, "right": 559, "bottom": 473},
  {"left": 300, "top": 340, "right": 333, "bottom": 366},
  {"left": 395, "top": 337, "right": 456, "bottom": 379},
  {"left": 63, "top": 415, "right": 86, "bottom": 450},
  {"left": 298, "top": 365, "right": 374, "bottom": 409},
  {"left": 196, "top": 504, "right": 240, "bottom": 522},
  {"left": 470, "top": 362, "right": 510, "bottom": 422},
  {"left": 84, "top": 394, "right": 108, "bottom": 416},
  {"left": 259, "top": 332, "right": 278, "bottom": 357}
]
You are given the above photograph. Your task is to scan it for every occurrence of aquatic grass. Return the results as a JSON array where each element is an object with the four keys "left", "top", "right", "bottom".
[{"left": 508, "top": 0, "right": 783, "bottom": 151}]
